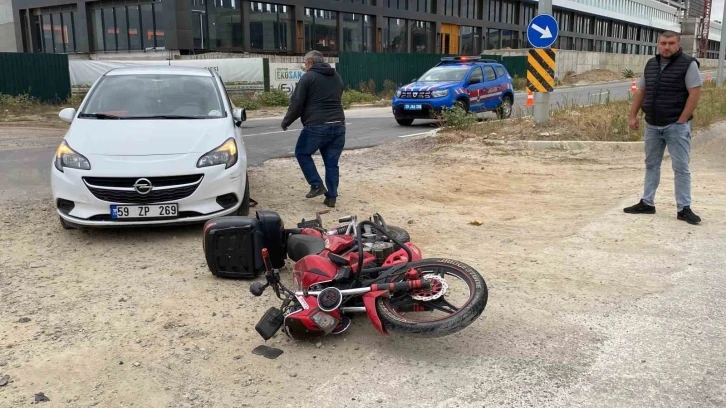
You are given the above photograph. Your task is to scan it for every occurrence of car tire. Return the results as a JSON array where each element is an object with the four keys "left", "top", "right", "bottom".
[
  {"left": 396, "top": 119, "right": 414, "bottom": 126},
  {"left": 454, "top": 99, "right": 469, "bottom": 112},
  {"left": 59, "top": 216, "right": 76, "bottom": 230},
  {"left": 237, "top": 173, "right": 251, "bottom": 216},
  {"left": 496, "top": 95, "right": 513, "bottom": 119}
]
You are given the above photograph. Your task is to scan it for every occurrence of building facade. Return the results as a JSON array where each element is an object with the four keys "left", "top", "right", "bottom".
[{"left": 8, "top": 0, "right": 721, "bottom": 58}]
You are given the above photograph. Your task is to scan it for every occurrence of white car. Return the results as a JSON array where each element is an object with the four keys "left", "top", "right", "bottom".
[{"left": 51, "top": 65, "right": 249, "bottom": 229}]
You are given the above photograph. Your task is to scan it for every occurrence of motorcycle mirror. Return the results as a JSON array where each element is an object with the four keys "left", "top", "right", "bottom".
[{"left": 250, "top": 281, "right": 267, "bottom": 297}]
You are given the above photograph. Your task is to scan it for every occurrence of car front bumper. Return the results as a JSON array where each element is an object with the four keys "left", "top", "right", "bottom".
[
  {"left": 392, "top": 101, "right": 447, "bottom": 120},
  {"left": 51, "top": 152, "right": 247, "bottom": 227}
]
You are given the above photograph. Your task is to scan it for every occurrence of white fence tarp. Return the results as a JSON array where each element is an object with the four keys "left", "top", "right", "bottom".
[
  {"left": 69, "top": 58, "right": 264, "bottom": 87},
  {"left": 269, "top": 63, "right": 336, "bottom": 95}
]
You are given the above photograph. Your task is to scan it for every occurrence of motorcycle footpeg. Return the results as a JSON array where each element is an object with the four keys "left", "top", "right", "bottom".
[{"left": 255, "top": 307, "right": 284, "bottom": 340}]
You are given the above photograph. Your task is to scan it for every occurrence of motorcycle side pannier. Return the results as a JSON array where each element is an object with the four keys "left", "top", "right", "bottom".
[
  {"left": 203, "top": 216, "right": 265, "bottom": 279},
  {"left": 256, "top": 210, "right": 286, "bottom": 269}
]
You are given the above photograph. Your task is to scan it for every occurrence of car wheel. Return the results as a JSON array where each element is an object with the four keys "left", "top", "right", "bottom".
[
  {"left": 59, "top": 216, "right": 75, "bottom": 230},
  {"left": 455, "top": 99, "right": 469, "bottom": 112},
  {"left": 396, "top": 119, "right": 414, "bottom": 126},
  {"left": 237, "top": 173, "right": 251, "bottom": 216},
  {"left": 497, "top": 95, "right": 513, "bottom": 119}
]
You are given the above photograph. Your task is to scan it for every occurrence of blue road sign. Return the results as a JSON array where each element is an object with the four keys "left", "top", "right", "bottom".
[{"left": 527, "top": 14, "right": 559, "bottom": 49}]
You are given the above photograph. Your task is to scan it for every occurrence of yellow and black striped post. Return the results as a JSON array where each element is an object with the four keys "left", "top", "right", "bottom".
[{"left": 527, "top": 48, "right": 556, "bottom": 93}]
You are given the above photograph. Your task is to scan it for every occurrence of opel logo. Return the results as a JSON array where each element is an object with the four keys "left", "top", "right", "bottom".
[{"left": 133, "top": 178, "right": 153, "bottom": 195}]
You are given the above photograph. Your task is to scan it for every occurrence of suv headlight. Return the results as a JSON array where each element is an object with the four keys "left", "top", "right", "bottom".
[
  {"left": 197, "top": 138, "right": 238, "bottom": 169},
  {"left": 395, "top": 90, "right": 402, "bottom": 98},
  {"left": 431, "top": 89, "right": 449, "bottom": 98},
  {"left": 54, "top": 140, "right": 91, "bottom": 172}
]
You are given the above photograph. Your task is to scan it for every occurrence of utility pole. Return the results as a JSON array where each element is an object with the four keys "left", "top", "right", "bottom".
[
  {"left": 718, "top": 5, "right": 726, "bottom": 87},
  {"left": 534, "top": 0, "right": 553, "bottom": 124}
]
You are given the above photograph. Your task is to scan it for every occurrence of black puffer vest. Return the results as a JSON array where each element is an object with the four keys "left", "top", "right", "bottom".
[{"left": 641, "top": 49, "right": 698, "bottom": 126}]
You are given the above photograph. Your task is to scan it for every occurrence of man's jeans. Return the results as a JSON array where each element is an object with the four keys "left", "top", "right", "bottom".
[
  {"left": 295, "top": 124, "right": 346, "bottom": 198},
  {"left": 642, "top": 121, "right": 692, "bottom": 211}
]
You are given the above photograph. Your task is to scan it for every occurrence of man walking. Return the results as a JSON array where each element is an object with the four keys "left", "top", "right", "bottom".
[
  {"left": 625, "top": 30, "right": 702, "bottom": 224},
  {"left": 281, "top": 50, "right": 345, "bottom": 208}
]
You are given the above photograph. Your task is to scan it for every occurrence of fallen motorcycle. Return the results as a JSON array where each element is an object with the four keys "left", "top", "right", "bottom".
[{"left": 202, "top": 210, "right": 489, "bottom": 340}]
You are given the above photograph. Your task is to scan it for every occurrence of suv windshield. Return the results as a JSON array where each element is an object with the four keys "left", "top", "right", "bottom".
[
  {"left": 417, "top": 66, "right": 470, "bottom": 82},
  {"left": 80, "top": 74, "right": 225, "bottom": 119}
]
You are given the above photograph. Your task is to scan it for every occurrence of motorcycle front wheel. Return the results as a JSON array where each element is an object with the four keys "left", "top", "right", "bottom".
[{"left": 375, "top": 258, "right": 488, "bottom": 338}]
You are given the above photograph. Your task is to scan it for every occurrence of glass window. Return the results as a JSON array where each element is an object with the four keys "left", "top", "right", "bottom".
[
  {"left": 52, "top": 13, "right": 64, "bottom": 53},
  {"left": 128, "top": 6, "right": 142, "bottom": 50},
  {"left": 418, "top": 66, "right": 470, "bottom": 82},
  {"left": 342, "top": 13, "right": 373, "bottom": 52},
  {"left": 304, "top": 8, "right": 338, "bottom": 52},
  {"left": 495, "top": 66, "right": 505, "bottom": 77},
  {"left": 411, "top": 21, "right": 434, "bottom": 53},
  {"left": 80, "top": 74, "right": 225, "bottom": 119},
  {"left": 42, "top": 14, "right": 53, "bottom": 53},
  {"left": 460, "top": 26, "right": 481, "bottom": 55},
  {"left": 382, "top": 18, "right": 406, "bottom": 53},
  {"left": 486, "top": 28, "right": 499, "bottom": 50},
  {"left": 468, "top": 67, "right": 483, "bottom": 83},
  {"left": 483, "top": 66, "right": 495, "bottom": 81},
  {"left": 92, "top": 9, "right": 104, "bottom": 51},
  {"left": 154, "top": 2, "right": 165, "bottom": 48},
  {"left": 62, "top": 12, "right": 75, "bottom": 52},
  {"left": 115, "top": 7, "right": 128, "bottom": 50},
  {"left": 103, "top": 8, "right": 116, "bottom": 51},
  {"left": 416, "top": 0, "right": 434, "bottom": 13},
  {"left": 249, "top": 2, "right": 293, "bottom": 52},
  {"left": 214, "top": 0, "right": 242, "bottom": 49},
  {"left": 141, "top": 4, "right": 154, "bottom": 49}
]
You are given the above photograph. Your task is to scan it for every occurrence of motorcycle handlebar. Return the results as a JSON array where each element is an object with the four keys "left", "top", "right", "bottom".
[{"left": 338, "top": 216, "right": 353, "bottom": 223}]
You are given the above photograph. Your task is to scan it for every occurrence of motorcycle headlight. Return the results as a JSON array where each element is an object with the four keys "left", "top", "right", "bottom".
[
  {"left": 395, "top": 90, "right": 402, "bottom": 98},
  {"left": 431, "top": 89, "right": 449, "bottom": 98},
  {"left": 54, "top": 140, "right": 91, "bottom": 172},
  {"left": 197, "top": 138, "right": 238, "bottom": 169},
  {"left": 310, "top": 311, "right": 339, "bottom": 333}
]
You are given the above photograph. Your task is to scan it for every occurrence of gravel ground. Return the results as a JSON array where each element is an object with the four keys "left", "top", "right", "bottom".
[{"left": 1, "top": 125, "right": 725, "bottom": 408}]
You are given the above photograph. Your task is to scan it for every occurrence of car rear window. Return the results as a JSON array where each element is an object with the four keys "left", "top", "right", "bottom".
[{"left": 484, "top": 66, "right": 496, "bottom": 81}]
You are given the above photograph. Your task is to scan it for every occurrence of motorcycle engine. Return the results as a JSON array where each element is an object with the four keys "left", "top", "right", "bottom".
[{"left": 370, "top": 242, "right": 395, "bottom": 265}]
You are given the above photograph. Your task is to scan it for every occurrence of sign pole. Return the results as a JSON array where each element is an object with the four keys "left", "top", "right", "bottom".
[
  {"left": 534, "top": 0, "right": 553, "bottom": 124},
  {"left": 717, "top": 4, "right": 726, "bottom": 88}
]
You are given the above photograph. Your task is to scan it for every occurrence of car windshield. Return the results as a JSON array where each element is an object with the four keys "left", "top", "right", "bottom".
[
  {"left": 79, "top": 74, "right": 225, "bottom": 119},
  {"left": 417, "top": 66, "right": 470, "bottom": 82}
]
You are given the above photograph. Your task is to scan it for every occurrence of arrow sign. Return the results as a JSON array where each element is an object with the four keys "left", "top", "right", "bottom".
[
  {"left": 531, "top": 24, "right": 552, "bottom": 39},
  {"left": 527, "top": 14, "right": 559, "bottom": 48}
]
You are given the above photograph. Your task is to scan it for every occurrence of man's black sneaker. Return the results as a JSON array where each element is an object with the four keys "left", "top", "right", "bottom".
[
  {"left": 323, "top": 197, "right": 336, "bottom": 208},
  {"left": 624, "top": 200, "right": 656, "bottom": 214},
  {"left": 677, "top": 207, "right": 701, "bottom": 224},
  {"left": 306, "top": 185, "right": 327, "bottom": 199}
]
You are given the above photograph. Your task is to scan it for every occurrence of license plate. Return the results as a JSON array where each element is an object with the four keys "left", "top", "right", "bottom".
[
  {"left": 111, "top": 204, "right": 178, "bottom": 219},
  {"left": 404, "top": 104, "right": 423, "bottom": 110}
]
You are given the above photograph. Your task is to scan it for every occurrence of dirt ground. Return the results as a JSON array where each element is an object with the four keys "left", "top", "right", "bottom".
[
  {"left": 1, "top": 125, "right": 726, "bottom": 407},
  {"left": 561, "top": 69, "right": 627, "bottom": 86}
]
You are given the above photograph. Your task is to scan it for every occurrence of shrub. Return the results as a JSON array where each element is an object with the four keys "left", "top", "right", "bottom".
[
  {"left": 0, "top": 93, "right": 37, "bottom": 108},
  {"left": 622, "top": 68, "right": 635, "bottom": 79},
  {"left": 342, "top": 89, "right": 378, "bottom": 109},
  {"left": 358, "top": 79, "right": 376, "bottom": 94},
  {"left": 258, "top": 89, "right": 290, "bottom": 107},
  {"left": 439, "top": 105, "right": 477, "bottom": 130}
]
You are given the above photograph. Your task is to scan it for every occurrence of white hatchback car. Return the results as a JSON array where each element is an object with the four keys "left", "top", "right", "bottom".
[{"left": 52, "top": 65, "right": 249, "bottom": 229}]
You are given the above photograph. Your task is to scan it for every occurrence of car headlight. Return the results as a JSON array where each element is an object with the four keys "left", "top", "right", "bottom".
[
  {"left": 432, "top": 90, "right": 449, "bottom": 98},
  {"left": 54, "top": 140, "right": 91, "bottom": 172},
  {"left": 395, "top": 90, "right": 402, "bottom": 98},
  {"left": 197, "top": 138, "right": 238, "bottom": 169}
]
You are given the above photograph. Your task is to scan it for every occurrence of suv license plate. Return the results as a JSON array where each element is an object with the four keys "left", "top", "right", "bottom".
[
  {"left": 404, "top": 104, "right": 422, "bottom": 110},
  {"left": 111, "top": 204, "right": 178, "bottom": 219}
]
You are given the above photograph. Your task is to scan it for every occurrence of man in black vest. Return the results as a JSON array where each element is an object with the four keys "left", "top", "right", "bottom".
[{"left": 625, "top": 31, "right": 702, "bottom": 224}]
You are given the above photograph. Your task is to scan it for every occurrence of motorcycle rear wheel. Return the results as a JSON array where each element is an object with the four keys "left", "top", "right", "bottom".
[{"left": 375, "top": 258, "right": 488, "bottom": 338}]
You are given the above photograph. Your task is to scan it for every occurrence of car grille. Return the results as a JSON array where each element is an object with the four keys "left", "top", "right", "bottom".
[
  {"left": 400, "top": 91, "right": 432, "bottom": 99},
  {"left": 83, "top": 174, "right": 203, "bottom": 204}
]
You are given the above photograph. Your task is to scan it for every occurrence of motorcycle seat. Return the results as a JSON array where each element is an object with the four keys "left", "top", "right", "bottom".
[{"left": 287, "top": 234, "right": 326, "bottom": 262}]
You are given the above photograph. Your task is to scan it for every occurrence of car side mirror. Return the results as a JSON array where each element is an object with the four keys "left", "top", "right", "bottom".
[
  {"left": 59, "top": 108, "right": 76, "bottom": 124},
  {"left": 233, "top": 107, "right": 246, "bottom": 125}
]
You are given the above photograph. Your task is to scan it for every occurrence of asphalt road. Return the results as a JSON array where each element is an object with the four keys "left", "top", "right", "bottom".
[{"left": 0, "top": 74, "right": 712, "bottom": 194}]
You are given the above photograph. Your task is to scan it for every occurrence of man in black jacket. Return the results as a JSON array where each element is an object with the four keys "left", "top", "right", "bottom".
[
  {"left": 281, "top": 50, "right": 345, "bottom": 208},
  {"left": 625, "top": 31, "right": 702, "bottom": 224}
]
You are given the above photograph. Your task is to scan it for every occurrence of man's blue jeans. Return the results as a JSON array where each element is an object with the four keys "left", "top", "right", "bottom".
[
  {"left": 295, "top": 124, "right": 346, "bottom": 199},
  {"left": 642, "top": 121, "right": 692, "bottom": 211}
]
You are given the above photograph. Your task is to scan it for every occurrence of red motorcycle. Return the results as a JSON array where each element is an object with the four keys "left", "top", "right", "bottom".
[{"left": 246, "top": 213, "right": 489, "bottom": 340}]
